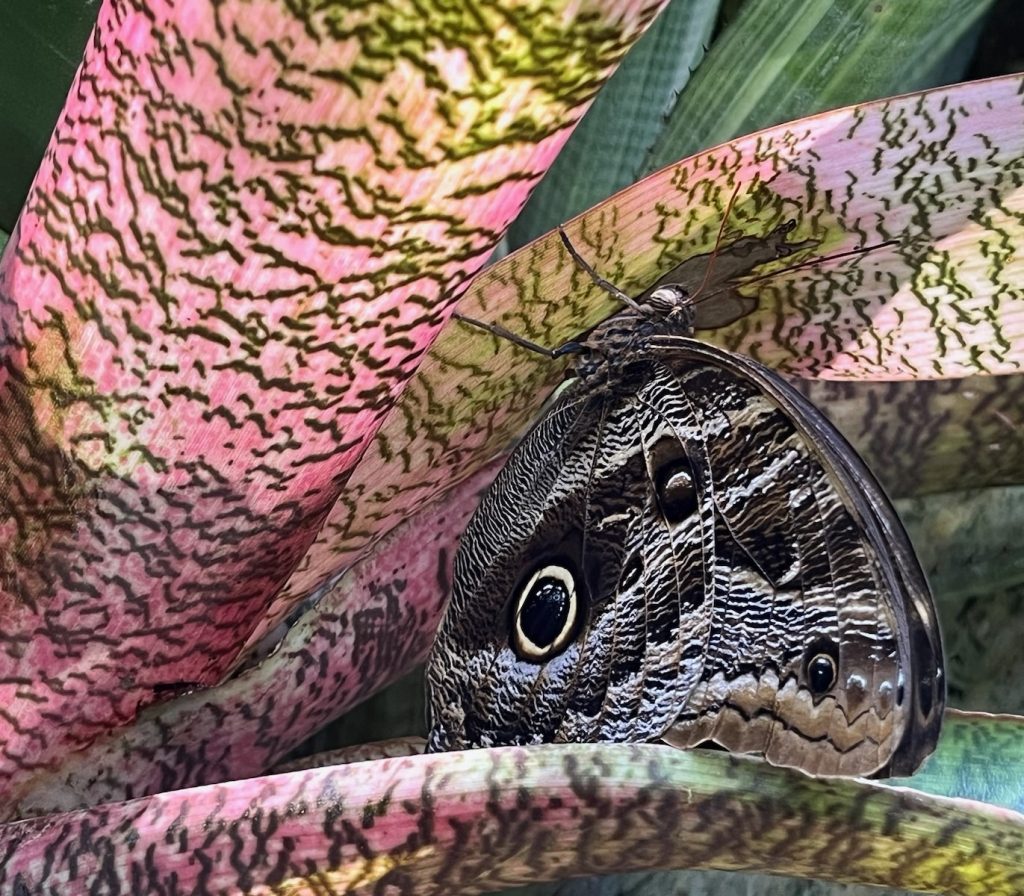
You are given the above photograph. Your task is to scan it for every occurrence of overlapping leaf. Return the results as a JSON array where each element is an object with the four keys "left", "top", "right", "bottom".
[
  {"left": 7, "top": 71, "right": 1022, "bottom": 828},
  {"left": 2, "top": 735, "right": 1023, "bottom": 895},
  {"left": 0, "top": 0, "right": 669, "bottom": 809},
  {"left": 5, "top": 464, "right": 499, "bottom": 821},
  {"left": 288, "top": 72, "right": 1024, "bottom": 602}
]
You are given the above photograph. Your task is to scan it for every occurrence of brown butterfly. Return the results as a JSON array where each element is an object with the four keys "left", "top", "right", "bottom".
[{"left": 426, "top": 224, "right": 944, "bottom": 777}]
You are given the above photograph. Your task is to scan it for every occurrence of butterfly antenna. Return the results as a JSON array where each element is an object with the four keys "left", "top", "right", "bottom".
[
  {"left": 689, "top": 179, "right": 744, "bottom": 305},
  {"left": 452, "top": 311, "right": 582, "bottom": 359},
  {"left": 558, "top": 227, "right": 646, "bottom": 314}
]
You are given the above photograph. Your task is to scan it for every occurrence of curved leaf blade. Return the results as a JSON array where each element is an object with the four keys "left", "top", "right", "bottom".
[
  {"left": 0, "top": 0, "right": 669, "bottom": 804},
  {"left": 3, "top": 464, "right": 499, "bottom": 822},
  {"left": 1, "top": 743, "right": 1022, "bottom": 895},
  {"left": 509, "top": 0, "right": 719, "bottom": 243},
  {"left": 647, "top": 0, "right": 996, "bottom": 169},
  {"left": 287, "top": 73, "right": 1024, "bottom": 602}
]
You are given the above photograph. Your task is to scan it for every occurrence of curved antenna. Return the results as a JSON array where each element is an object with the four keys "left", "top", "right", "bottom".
[
  {"left": 452, "top": 311, "right": 585, "bottom": 359},
  {"left": 688, "top": 179, "right": 745, "bottom": 305},
  {"left": 557, "top": 227, "right": 645, "bottom": 314}
]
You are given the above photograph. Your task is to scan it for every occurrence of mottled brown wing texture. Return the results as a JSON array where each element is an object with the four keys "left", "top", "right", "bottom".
[
  {"left": 426, "top": 329, "right": 944, "bottom": 778},
  {"left": 652, "top": 339, "right": 944, "bottom": 777},
  {"left": 426, "top": 360, "right": 717, "bottom": 750}
]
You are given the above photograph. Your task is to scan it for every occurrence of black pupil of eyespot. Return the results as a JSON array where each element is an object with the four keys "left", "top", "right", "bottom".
[
  {"left": 808, "top": 655, "right": 836, "bottom": 694},
  {"left": 520, "top": 577, "right": 571, "bottom": 648},
  {"left": 655, "top": 461, "right": 697, "bottom": 524}
]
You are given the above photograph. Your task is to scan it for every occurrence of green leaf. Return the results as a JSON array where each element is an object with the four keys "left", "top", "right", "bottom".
[
  {"left": 0, "top": 3, "right": 97, "bottom": 229},
  {"left": 508, "top": 0, "right": 719, "bottom": 244},
  {"left": 889, "top": 711, "right": 1024, "bottom": 811},
  {"left": 647, "top": 0, "right": 996, "bottom": 169},
  {"left": 511, "top": 0, "right": 995, "bottom": 252},
  {"left": 800, "top": 376, "right": 1024, "bottom": 498}
]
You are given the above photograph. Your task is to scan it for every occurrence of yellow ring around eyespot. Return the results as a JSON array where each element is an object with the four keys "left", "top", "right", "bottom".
[{"left": 514, "top": 564, "right": 578, "bottom": 661}]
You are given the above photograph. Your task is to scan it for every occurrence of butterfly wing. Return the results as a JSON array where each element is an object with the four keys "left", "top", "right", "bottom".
[
  {"left": 652, "top": 338, "right": 944, "bottom": 777},
  {"left": 427, "top": 335, "right": 943, "bottom": 778},
  {"left": 426, "top": 362, "right": 721, "bottom": 751}
]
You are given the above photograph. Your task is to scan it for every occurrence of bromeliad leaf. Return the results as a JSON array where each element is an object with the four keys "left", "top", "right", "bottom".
[
  {"left": 1, "top": 742, "right": 1022, "bottom": 894},
  {"left": 0, "top": 0, "right": 670, "bottom": 809},
  {"left": 5, "top": 464, "right": 500, "bottom": 821},
  {"left": 511, "top": 0, "right": 996, "bottom": 245}
]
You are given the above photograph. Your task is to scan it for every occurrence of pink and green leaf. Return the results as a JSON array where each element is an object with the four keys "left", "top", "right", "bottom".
[
  {"left": 2, "top": 5, "right": 1022, "bottom": 891},
  {"left": 644, "top": 0, "right": 998, "bottom": 170},
  {"left": 2, "top": 738, "right": 1023, "bottom": 895},
  {"left": 0, "top": 0, "right": 668, "bottom": 808},
  {"left": 5, "top": 464, "right": 498, "bottom": 821},
  {"left": 8, "top": 69, "right": 1021, "bottom": 825},
  {"left": 8, "top": 469, "right": 1019, "bottom": 821},
  {"left": 290, "top": 72, "right": 1024, "bottom": 602}
]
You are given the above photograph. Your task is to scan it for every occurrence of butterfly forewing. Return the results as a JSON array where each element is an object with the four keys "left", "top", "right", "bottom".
[
  {"left": 427, "top": 232, "right": 944, "bottom": 779},
  {"left": 427, "top": 365, "right": 716, "bottom": 750}
]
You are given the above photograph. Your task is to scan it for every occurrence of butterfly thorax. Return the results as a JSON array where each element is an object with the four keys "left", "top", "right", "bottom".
[{"left": 572, "top": 286, "right": 694, "bottom": 389}]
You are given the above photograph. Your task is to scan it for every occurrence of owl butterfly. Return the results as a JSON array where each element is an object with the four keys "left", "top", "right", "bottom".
[{"left": 426, "top": 220, "right": 945, "bottom": 778}]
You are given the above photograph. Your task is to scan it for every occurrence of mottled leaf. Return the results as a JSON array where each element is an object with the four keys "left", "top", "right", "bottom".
[
  {"left": 46, "top": 76, "right": 1021, "bottom": 816},
  {"left": 508, "top": 0, "right": 718, "bottom": 243},
  {"left": 889, "top": 711, "right": 1024, "bottom": 811},
  {"left": 4, "top": 464, "right": 498, "bottom": 821},
  {"left": 0, "top": 0, "right": 668, "bottom": 805},
  {"left": 286, "top": 73, "right": 1024, "bottom": 605},
  {"left": 798, "top": 374, "right": 1024, "bottom": 497},
  {"left": 513, "top": 0, "right": 994, "bottom": 246},
  {"left": 510, "top": 712, "right": 1024, "bottom": 896},
  {"left": 2, "top": 742, "right": 1022, "bottom": 895}
]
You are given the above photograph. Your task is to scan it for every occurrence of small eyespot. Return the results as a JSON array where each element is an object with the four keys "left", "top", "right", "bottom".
[
  {"left": 807, "top": 654, "right": 838, "bottom": 695},
  {"left": 512, "top": 564, "right": 579, "bottom": 662},
  {"left": 803, "top": 636, "right": 840, "bottom": 696},
  {"left": 655, "top": 460, "right": 697, "bottom": 524}
]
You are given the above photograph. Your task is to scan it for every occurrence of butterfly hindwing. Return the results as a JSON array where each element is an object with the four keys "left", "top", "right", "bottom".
[{"left": 656, "top": 339, "right": 942, "bottom": 776}]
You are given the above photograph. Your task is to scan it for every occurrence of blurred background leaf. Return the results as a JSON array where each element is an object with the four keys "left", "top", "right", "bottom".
[{"left": 0, "top": 1, "right": 97, "bottom": 228}]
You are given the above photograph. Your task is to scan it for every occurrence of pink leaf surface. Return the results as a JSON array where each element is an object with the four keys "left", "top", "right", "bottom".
[
  {"left": 0, "top": 0, "right": 667, "bottom": 803},
  {"left": 6, "top": 463, "right": 499, "bottom": 821},
  {"left": 1, "top": 744, "right": 1022, "bottom": 895}
]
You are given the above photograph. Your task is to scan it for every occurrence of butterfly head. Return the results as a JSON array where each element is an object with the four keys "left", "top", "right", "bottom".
[{"left": 638, "top": 285, "right": 696, "bottom": 334}]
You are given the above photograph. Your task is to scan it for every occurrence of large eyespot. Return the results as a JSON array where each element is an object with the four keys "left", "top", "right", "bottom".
[
  {"left": 512, "top": 564, "right": 580, "bottom": 662},
  {"left": 803, "top": 637, "right": 840, "bottom": 696}
]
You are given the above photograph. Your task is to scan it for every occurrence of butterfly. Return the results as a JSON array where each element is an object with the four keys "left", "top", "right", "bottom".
[{"left": 425, "top": 223, "right": 945, "bottom": 778}]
